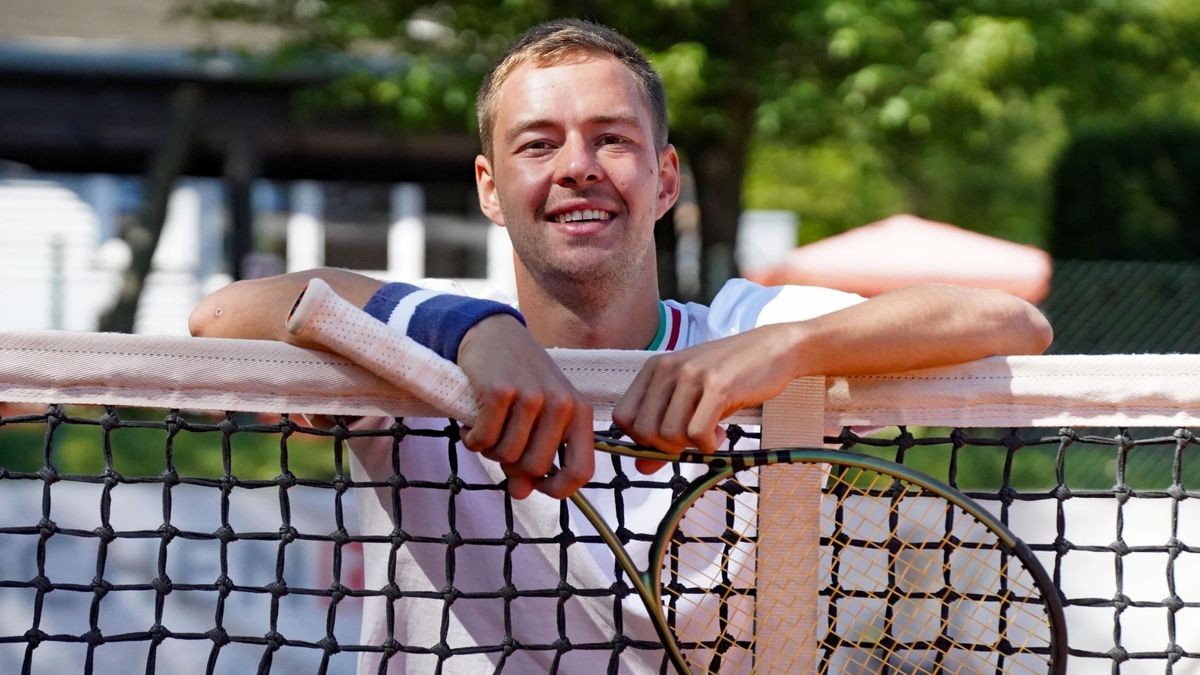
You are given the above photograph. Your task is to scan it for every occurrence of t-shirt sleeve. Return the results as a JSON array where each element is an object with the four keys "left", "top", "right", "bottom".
[{"left": 704, "top": 278, "right": 865, "bottom": 337}]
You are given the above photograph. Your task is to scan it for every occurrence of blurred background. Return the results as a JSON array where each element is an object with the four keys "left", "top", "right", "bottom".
[
  {"left": 2, "top": 0, "right": 1199, "bottom": 352},
  {"left": 2, "top": 5, "right": 1198, "bottom": 671}
]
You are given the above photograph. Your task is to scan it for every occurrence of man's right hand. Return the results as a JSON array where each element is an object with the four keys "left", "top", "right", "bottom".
[{"left": 456, "top": 315, "right": 594, "bottom": 500}]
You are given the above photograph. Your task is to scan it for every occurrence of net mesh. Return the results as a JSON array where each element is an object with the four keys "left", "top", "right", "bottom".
[
  {"left": 1, "top": 334, "right": 1199, "bottom": 673},
  {"left": 0, "top": 402, "right": 1196, "bottom": 672}
]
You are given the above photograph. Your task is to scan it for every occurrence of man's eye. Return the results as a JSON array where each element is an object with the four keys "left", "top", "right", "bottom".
[{"left": 599, "top": 135, "right": 626, "bottom": 146}]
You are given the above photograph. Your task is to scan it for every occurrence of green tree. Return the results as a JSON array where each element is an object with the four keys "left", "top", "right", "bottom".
[
  {"left": 1050, "top": 124, "right": 1200, "bottom": 261},
  {"left": 758, "top": 1, "right": 1200, "bottom": 246},
  {"left": 179, "top": 0, "right": 1200, "bottom": 292},
  {"left": 179, "top": 1, "right": 807, "bottom": 299}
]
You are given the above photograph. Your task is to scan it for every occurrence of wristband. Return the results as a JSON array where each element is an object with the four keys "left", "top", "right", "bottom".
[{"left": 363, "top": 282, "right": 526, "bottom": 363}]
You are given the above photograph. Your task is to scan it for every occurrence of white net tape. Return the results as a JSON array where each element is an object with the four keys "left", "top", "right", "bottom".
[{"left": 2, "top": 330, "right": 1198, "bottom": 428}]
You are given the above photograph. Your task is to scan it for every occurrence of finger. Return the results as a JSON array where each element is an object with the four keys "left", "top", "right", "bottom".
[
  {"left": 626, "top": 362, "right": 685, "bottom": 451},
  {"left": 684, "top": 388, "right": 730, "bottom": 454},
  {"left": 461, "top": 387, "right": 514, "bottom": 456},
  {"left": 514, "top": 392, "right": 573, "bottom": 479},
  {"left": 503, "top": 464, "right": 535, "bottom": 500},
  {"left": 536, "top": 401, "right": 594, "bottom": 499},
  {"left": 612, "top": 360, "right": 652, "bottom": 431},
  {"left": 484, "top": 392, "right": 541, "bottom": 465},
  {"left": 711, "top": 425, "right": 728, "bottom": 449},
  {"left": 634, "top": 424, "right": 726, "bottom": 476},
  {"left": 635, "top": 457, "right": 668, "bottom": 475},
  {"left": 657, "top": 372, "right": 705, "bottom": 450}
]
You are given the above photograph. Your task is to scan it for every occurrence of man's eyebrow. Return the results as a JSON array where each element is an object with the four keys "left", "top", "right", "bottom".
[
  {"left": 588, "top": 113, "right": 642, "bottom": 129},
  {"left": 503, "top": 113, "right": 643, "bottom": 146},
  {"left": 503, "top": 119, "right": 555, "bottom": 146}
]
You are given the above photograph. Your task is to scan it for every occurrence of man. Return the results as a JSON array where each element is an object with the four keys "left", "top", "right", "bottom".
[{"left": 191, "top": 19, "right": 1051, "bottom": 672}]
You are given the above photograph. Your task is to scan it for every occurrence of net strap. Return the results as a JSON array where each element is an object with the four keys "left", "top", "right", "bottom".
[{"left": 758, "top": 376, "right": 825, "bottom": 672}]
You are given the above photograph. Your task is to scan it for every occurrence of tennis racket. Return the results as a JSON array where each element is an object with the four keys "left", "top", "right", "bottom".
[{"left": 286, "top": 278, "right": 1068, "bottom": 674}]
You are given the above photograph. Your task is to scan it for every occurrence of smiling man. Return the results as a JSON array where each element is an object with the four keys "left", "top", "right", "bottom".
[{"left": 190, "top": 18, "right": 1052, "bottom": 672}]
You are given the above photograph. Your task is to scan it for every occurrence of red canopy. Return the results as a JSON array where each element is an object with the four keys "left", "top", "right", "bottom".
[{"left": 743, "top": 214, "right": 1051, "bottom": 303}]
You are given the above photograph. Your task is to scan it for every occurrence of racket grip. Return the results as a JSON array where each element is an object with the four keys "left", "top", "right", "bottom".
[{"left": 285, "top": 277, "right": 481, "bottom": 425}]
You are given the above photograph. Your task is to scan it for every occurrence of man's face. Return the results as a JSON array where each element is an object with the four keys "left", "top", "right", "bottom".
[{"left": 476, "top": 55, "right": 679, "bottom": 294}]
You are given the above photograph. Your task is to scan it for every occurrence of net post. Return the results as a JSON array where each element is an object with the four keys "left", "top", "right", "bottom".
[{"left": 758, "top": 376, "right": 825, "bottom": 673}]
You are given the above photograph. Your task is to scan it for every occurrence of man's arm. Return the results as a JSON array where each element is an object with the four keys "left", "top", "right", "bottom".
[
  {"left": 189, "top": 269, "right": 593, "bottom": 500},
  {"left": 613, "top": 284, "right": 1052, "bottom": 464},
  {"left": 189, "top": 269, "right": 383, "bottom": 345}
]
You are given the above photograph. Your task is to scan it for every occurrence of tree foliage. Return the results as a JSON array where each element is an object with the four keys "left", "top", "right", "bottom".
[
  {"left": 177, "top": 0, "right": 1200, "bottom": 287},
  {"left": 748, "top": 0, "right": 1200, "bottom": 244},
  {"left": 1050, "top": 123, "right": 1200, "bottom": 261}
]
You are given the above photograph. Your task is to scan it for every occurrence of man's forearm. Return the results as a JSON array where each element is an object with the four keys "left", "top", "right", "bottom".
[
  {"left": 781, "top": 284, "right": 1053, "bottom": 377},
  {"left": 188, "top": 268, "right": 384, "bottom": 346},
  {"left": 613, "top": 284, "right": 1051, "bottom": 455}
]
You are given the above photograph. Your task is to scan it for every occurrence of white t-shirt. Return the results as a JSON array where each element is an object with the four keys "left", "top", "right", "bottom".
[{"left": 347, "top": 279, "right": 862, "bottom": 673}]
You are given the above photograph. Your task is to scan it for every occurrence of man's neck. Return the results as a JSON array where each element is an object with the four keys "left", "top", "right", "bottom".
[{"left": 514, "top": 268, "right": 661, "bottom": 350}]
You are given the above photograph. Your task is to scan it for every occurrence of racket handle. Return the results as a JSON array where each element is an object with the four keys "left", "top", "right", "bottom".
[{"left": 285, "top": 277, "right": 481, "bottom": 425}]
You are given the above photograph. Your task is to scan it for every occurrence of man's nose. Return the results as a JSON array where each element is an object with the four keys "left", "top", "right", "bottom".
[{"left": 554, "top": 137, "right": 602, "bottom": 186}]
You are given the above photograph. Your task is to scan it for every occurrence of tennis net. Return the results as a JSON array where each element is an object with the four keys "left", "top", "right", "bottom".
[{"left": 0, "top": 330, "right": 1198, "bottom": 673}]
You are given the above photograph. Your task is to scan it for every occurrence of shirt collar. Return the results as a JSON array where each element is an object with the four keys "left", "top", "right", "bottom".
[{"left": 646, "top": 301, "right": 682, "bottom": 352}]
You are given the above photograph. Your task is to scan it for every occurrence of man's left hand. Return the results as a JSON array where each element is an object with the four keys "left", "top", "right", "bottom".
[{"left": 612, "top": 324, "right": 799, "bottom": 473}]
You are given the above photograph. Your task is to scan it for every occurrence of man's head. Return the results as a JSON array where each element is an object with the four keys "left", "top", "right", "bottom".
[
  {"left": 473, "top": 20, "right": 679, "bottom": 311},
  {"left": 476, "top": 19, "right": 668, "bottom": 159}
]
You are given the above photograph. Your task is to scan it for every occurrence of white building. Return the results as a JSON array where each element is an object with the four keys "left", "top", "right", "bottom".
[{"left": 0, "top": 175, "right": 513, "bottom": 335}]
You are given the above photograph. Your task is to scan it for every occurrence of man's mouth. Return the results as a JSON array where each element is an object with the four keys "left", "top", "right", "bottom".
[{"left": 552, "top": 209, "right": 614, "bottom": 224}]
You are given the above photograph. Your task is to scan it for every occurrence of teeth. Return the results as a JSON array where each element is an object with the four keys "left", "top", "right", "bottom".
[{"left": 556, "top": 209, "right": 609, "bottom": 223}]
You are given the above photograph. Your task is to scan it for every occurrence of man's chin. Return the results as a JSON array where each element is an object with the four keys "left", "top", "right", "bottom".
[
  {"left": 531, "top": 257, "right": 618, "bottom": 287},
  {"left": 517, "top": 240, "right": 649, "bottom": 291},
  {"left": 526, "top": 246, "right": 610, "bottom": 275}
]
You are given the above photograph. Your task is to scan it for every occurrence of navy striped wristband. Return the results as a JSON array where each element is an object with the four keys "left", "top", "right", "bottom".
[{"left": 362, "top": 282, "right": 526, "bottom": 363}]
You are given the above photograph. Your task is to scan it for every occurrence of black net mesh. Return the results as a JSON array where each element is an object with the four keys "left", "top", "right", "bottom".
[
  {"left": 0, "top": 403, "right": 1195, "bottom": 673},
  {"left": 832, "top": 425, "right": 1200, "bottom": 673}
]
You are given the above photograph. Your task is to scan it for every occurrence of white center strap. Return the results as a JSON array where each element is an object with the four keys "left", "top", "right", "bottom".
[{"left": 758, "top": 376, "right": 826, "bottom": 674}]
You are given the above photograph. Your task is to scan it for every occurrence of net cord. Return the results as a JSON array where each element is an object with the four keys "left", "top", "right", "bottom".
[{"left": 1, "top": 329, "right": 1198, "bottom": 429}]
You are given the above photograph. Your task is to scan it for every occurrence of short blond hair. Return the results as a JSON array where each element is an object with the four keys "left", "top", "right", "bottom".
[{"left": 476, "top": 19, "right": 668, "bottom": 158}]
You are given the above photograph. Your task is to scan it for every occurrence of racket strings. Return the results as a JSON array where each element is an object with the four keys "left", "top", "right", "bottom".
[
  {"left": 665, "top": 474, "right": 761, "bottom": 671},
  {"left": 822, "top": 468, "right": 1055, "bottom": 674},
  {"left": 660, "top": 463, "right": 1056, "bottom": 674}
]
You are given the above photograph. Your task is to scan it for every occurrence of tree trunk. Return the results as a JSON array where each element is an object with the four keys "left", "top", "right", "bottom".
[
  {"left": 224, "top": 119, "right": 261, "bottom": 280},
  {"left": 680, "top": 0, "right": 756, "bottom": 302},
  {"left": 654, "top": 205, "right": 679, "bottom": 300},
  {"left": 685, "top": 127, "right": 751, "bottom": 303},
  {"left": 98, "top": 85, "right": 201, "bottom": 333}
]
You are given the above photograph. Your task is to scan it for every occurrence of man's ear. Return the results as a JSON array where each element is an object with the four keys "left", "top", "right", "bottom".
[
  {"left": 655, "top": 144, "right": 682, "bottom": 220},
  {"left": 475, "top": 155, "right": 506, "bottom": 226}
]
